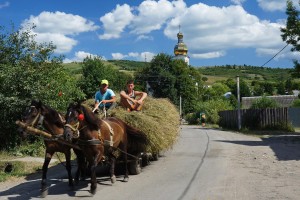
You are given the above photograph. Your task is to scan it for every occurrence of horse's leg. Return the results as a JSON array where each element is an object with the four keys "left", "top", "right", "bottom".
[
  {"left": 90, "top": 157, "right": 98, "bottom": 195},
  {"left": 109, "top": 155, "right": 117, "bottom": 184},
  {"left": 41, "top": 150, "right": 53, "bottom": 196},
  {"left": 121, "top": 143, "right": 129, "bottom": 182},
  {"left": 73, "top": 149, "right": 86, "bottom": 184},
  {"left": 64, "top": 149, "right": 74, "bottom": 187}
]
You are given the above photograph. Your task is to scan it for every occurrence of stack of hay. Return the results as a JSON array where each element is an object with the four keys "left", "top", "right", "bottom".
[{"left": 83, "top": 96, "right": 180, "bottom": 153}]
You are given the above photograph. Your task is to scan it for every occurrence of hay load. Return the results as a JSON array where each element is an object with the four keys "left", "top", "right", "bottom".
[{"left": 83, "top": 96, "right": 180, "bottom": 154}]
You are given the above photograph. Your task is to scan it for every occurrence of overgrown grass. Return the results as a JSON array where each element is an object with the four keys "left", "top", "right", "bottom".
[
  {"left": 0, "top": 161, "right": 42, "bottom": 182},
  {"left": 0, "top": 138, "right": 78, "bottom": 183}
]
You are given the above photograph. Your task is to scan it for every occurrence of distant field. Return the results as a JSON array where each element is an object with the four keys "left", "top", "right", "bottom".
[
  {"left": 202, "top": 75, "right": 228, "bottom": 85},
  {"left": 62, "top": 61, "right": 294, "bottom": 86}
]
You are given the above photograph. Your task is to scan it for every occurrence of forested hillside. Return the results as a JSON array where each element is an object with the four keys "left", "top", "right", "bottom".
[
  {"left": 63, "top": 61, "right": 293, "bottom": 84},
  {"left": 198, "top": 65, "right": 292, "bottom": 83}
]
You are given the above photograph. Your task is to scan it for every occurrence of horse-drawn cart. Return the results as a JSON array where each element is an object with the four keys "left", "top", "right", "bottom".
[{"left": 16, "top": 120, "right": 144, "bottom": 175}]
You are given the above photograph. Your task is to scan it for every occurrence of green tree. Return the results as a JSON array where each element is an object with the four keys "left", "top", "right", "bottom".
[
  {"left": 78, "top": 57, "right": 131, "bottom": 98},
  {"left": 277, "top": 81, "right": 286, "bottom": 95},
  {"left": 195, "top": 99, "right": 233, "bottom": 124},
  {"left": 0, "top": 25, "right": 85, "bottom": 150},
  {"left": 250, "top": 96, "right": 279, "bottom": 109},
  {"left": 285, "top": 79, "right": 293, "bottom": 94},
  {"left": 204, "top": 82, "right": 230, "bottom": 100},
  {"left": 253, "top": 83, "right": 264, "bottom": 96},
  {"left": 281, "top": 0, "right": 300, "bottom": 77},
  {"left": 137, "top": 53, "right": 202, "bottom": 114},
  {"left": 262, "top": 82, "right": 274, "bottom": 95}
]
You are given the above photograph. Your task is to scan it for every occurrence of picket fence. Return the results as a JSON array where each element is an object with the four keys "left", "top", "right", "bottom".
[{"left": 218, "top": 107, "right": 288, "bottom": 130}]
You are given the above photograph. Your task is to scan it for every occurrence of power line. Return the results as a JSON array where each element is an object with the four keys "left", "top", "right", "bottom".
[{"left": 260, "top": 43, "right": 289, "bottom": 67}]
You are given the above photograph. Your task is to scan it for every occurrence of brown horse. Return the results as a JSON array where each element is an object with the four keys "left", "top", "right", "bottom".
[
  {"left": 63, "top": 102, "right": 148, "bottom": 195},
  {"left": 18, "top": 100, "right": 85, "bottom": 196}
]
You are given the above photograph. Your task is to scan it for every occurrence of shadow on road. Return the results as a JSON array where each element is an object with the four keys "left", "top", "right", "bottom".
[
  {"left": 0, "top": 160, "right": 125, "bottom": 199},
  {"left": 216, "top": 135, "right": 300, "bottom": 161}
]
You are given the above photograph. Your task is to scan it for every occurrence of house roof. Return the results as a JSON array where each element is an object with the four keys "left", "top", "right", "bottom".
[{"left": 242, "top": 95, "right": 298, "bottom": 109}]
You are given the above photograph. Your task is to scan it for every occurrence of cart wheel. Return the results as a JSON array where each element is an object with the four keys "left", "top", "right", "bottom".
[
  {"left": 151, "top": 152, "right": 159, "bottom": 161},
  {"left": 141, "top": 153, "right": 151, "bottom": 166},
  {"left": 128, "top": 159, "right": 141, "bottom": 175}
]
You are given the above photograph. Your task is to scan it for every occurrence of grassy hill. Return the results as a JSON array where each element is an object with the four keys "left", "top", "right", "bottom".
[
  {"left": 197, "top": 65, "right": 293, "bottom": 84},
  {"left": 62, "top": 60, "right": 294, "bottom": 85}
]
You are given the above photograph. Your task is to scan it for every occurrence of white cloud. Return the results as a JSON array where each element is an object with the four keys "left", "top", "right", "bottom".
[
  {"left": 0, "top": 1, "right": 9, "bottom": 9},
  {"left": 112, "top": 53, "right": 127, "bottom": 60},
  {"left": 130, "top": 0, "right": 186, "bottom": 34},
  {"left": 191, "top": 51, "right": 226, "bottom": 59},
  {"left": 136, "top": 35, "right": 154, "bottom": 41},
  {"left": 256, "top": 46, "right": 300, "bottom": 61},
  {"left": 21, "top": 11, "right": 99, "bottom": 53},
  {"left": 112, "top": 52, "right": 155, "bottom": 62},
  {"left": 63, "top": 51, "right": 101, "bottom": 63},
  {"left": 99, "top": 4, "right": 134, "bottom": 40},
  {"left": 164, "top": 4, "right": 286, "bottom": 59},
  {"left": 231, "top": 0, "right": 246, "bottom": 5},
  {"left": 257, "top": 0, "right": 299, "bottom": 12},
  {"left": 35, "top": 33, "right": 77, "bottom": 53},
  {"left": 101, "top": 1, "right": 288, "bottom": 61}
]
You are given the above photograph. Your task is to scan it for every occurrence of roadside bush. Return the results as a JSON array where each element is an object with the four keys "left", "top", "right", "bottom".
[
  {"left": 0, "top": 25, "right": 85, "bottom": 150},
  {"left": 187, "top": 98, "right": 233, "bottom": 125},
  {"left": 250, "top": 96, "right": 279, "bottom": 109},
  {"left": 291, "top": 99, "right": 300, "bottom": 107}
]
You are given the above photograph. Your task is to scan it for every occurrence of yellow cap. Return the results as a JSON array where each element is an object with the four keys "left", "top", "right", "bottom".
[{"left": 101, "top": 79, "right": 108, "bottom": 85}]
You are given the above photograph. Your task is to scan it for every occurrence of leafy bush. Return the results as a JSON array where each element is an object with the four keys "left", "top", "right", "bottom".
[
  {"left": 187, "top": 98, "right": 233, "bottom": 124},
  {"left": 250, "top": 96, "right": 279, "bottom": 109},
  {"left": 291, "top": 99, "right": 300, "bottom": 107},
  {"left": 0, "top": 25, "right": 85, "bottom": 150}
]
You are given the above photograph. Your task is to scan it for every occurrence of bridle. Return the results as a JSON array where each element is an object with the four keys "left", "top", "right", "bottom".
[
  {"left": 64, "top": 122, "right": 81, "bottom": 138},
  {"left": 64, "top": 109, "right": 87, "bottom": 139},
  {"left": 27, "top": 106, "right": 44, "bottom": 128}
]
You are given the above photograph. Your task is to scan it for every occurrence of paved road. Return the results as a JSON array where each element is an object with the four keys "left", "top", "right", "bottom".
[{"left": 1, "top": 125, "right": 300, "bottom": 199}]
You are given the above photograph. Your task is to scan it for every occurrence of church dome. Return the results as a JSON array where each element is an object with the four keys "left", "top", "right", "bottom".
[{"left": 174, "top": 32, "right": 188, "bottom": 56}]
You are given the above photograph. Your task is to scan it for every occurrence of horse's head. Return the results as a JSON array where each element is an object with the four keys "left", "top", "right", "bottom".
[
  {"left": 64, "top": 102, "right": 83, "bottom": 142},
  {"left": 18, "top": 100, "right": 44, "bottom": 139},
  {"left": 64, "top": 102, "right": 100, "bottom": 142}
]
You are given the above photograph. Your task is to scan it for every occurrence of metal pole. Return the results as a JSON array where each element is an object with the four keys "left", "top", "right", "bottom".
[
  {"left": 179, "top": 96, "right": 182, "bottom": 117},
  {"left": 237, "top": 76, "right": 241, "bottom": 130}
]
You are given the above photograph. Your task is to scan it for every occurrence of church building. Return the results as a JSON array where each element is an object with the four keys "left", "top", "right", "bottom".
[{"left": 173, "top": 29, "right": 189, "bottom": 65}]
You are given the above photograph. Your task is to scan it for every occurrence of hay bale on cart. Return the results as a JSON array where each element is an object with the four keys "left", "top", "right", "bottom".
[{"left": 83, "top": 96, "right": 180, "bottom": 161}]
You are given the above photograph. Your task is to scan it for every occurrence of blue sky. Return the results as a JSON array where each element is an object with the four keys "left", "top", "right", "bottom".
[{"left": 1, "top": 0, "right": 299, "bottom": 68}]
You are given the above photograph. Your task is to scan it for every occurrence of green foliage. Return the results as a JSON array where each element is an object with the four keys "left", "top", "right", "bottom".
[
  {"left": 281, "top": 0, "right": 300, "bottom": 77},
  {"left": 78, "top": 57, "right": 132, "bottom": 98},
  {"left": 263, "top": 122, "right": 295, "bottom": 132},
  {"left": 198, "top": 65, "right": 291, "bottom": 81},
  {"left": 14, "top": 138, "right": 45, "bottom": 157},
  {"left": 186, "top": 99, "right": 233, "bottom": 125},
  {"left": 0, "top": 24, "right": 85, "bottom": 150},
  {"left": 137, "top": 53, "right": 203, "bottom": 114},
  {"left": 262, "top": 82, "right": 275, "bottom": 95},
  {"left": 291, "top": 99, "right": 300, "bottom": 107},
  {"left": 277, "top": 81, "right": 286, "bottom": 95},
  {"left": 250, "top": 96, "right": 279, "bottom": 109},
  {"left": 203, "top": 82, "right": 230, "bottom": 100},
  {"left": 107, "top": 59, "right": 150, "bottom": 71}
]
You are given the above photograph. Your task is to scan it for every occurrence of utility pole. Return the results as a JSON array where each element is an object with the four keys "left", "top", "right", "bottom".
[
  {"left": 179, "top": 96, "right": 182, "bottom": 120},
  {"left": 237, "top": 76, "right": 241, "bottom": 130}
]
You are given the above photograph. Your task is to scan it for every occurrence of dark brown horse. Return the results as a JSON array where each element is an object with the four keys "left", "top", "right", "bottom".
[
  {"left": 63, "top": 102, "right": 148, "bottom": 195},
  {"left": 18, "top": 100, "right": 85, "bottom": 196}
]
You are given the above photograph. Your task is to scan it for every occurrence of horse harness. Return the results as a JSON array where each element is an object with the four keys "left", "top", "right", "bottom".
[
  {"left": 71, "top": 119, "right": 115, "bottom": 147},
  {"left": 27, "top": 106, "right": 63, "bottom": 141}
]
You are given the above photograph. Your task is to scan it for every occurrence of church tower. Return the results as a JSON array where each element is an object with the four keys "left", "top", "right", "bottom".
[{"left": 173, "top": 26, "right": 189, "bottom": 65}]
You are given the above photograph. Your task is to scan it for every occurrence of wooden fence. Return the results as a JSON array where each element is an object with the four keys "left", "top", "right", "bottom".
[{"left": 218, "top": 107, "right": 288, "bottom": 130}]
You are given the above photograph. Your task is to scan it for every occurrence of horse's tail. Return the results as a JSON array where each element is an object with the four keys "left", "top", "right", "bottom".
[{"left": 125, "top": 123, "right": 149, "bottom": 155}]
